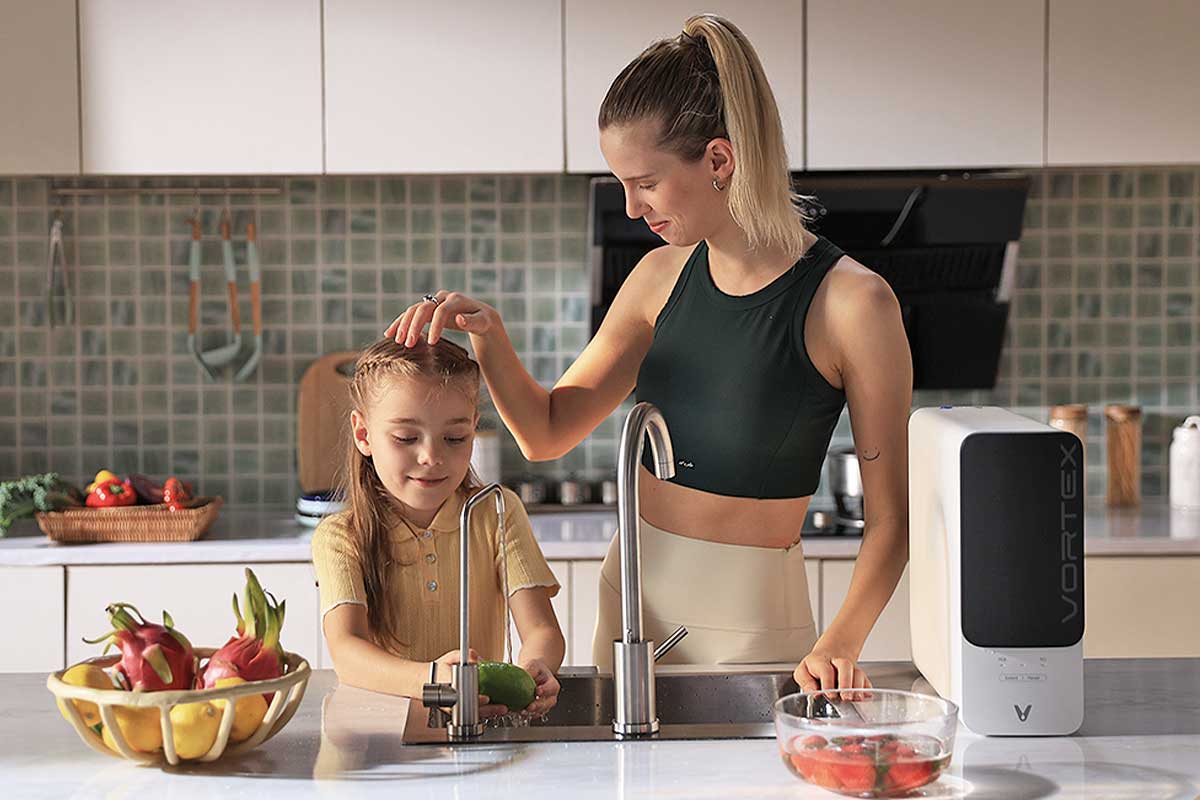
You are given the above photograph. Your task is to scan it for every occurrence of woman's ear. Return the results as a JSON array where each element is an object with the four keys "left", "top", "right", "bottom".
[
  {"left": 350, "top": 409, "right": 372, "bottom": 457},
  {"left": 707, "top": 137, "right": 735, "bottom": 184}
]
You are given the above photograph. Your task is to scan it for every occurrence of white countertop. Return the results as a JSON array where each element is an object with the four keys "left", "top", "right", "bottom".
[
  {"left": 4, "top": 658, "right": 1198, "bottom": 798},
  {"left": 2, "top": 500, "right": 1198, "bottom": 567},
  {"left": 0, "top": 508, "right": 619, "bottom": 566}
]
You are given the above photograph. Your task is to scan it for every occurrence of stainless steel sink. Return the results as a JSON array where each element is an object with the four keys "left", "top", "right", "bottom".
[{"left": 401, "top": 669, "right": 801, "bottom": 744}]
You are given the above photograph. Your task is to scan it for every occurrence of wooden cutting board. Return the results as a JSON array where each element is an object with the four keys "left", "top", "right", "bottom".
[{"left": 297, "top": 351, "right": 358, "bottom": 494}]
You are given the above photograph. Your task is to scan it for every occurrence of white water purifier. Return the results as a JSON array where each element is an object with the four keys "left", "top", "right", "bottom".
[{"left": 909, "top": 406, "right": 1084, "bottom": 735}]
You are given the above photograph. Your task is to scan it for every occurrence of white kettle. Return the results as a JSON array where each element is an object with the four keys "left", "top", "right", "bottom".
[
  {"left": 1169, "top": 416, "right": 1200, "bottom": 510},
  {"left": 471, "top": 427, "right": 503, "bottom": 487}
]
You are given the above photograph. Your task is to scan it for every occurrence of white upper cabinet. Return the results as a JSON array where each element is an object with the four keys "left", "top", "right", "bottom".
[
  {"left": 1048, "top": 0, "right": 1200, "bottom": 166},
  {"left": 564, "top": 1, "right": 804, "bottom": 173},
  {"left": 0, "top": 0, "right": 80, "bottom": 174},
  {"left": 807, "top": 0, "right": 1044, "bottom": 170},
  {"left": 78, "top": 0, "right": 323, "bottom": 174},
  {"left": 324, "top": 0, "right": 563, "bottom": 173}
]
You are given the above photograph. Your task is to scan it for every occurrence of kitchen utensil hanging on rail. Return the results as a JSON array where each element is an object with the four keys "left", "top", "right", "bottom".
[
  {"left": 185, "top": 203, "right": 262, "bottom": 382},
  {"left": 45, "top": 207, "right": 74, "bottom": 328},
  {"left": 187, "top": 209, "right": 233, "bottom": 380},
  {"left": 233, "top": 220, "right": 262, "bottom": 382}
]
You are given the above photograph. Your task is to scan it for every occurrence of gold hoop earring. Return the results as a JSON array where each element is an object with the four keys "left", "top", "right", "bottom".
[{"left": 712, "top": 179, "right": 724, "bottom": 192}]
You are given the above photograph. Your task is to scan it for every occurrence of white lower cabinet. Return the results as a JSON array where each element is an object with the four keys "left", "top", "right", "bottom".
[
  {"left": 805, "top": 560, "right": 821, "bottom": 632},
  {"left": 318, "top": 629, "right": 333, "bottom": 671},
  {"left": 821, "top": 562, "right": 911, "bottom": 662},
  {"left": 509, "top": 560, "right": 572, "bottom": 666},
  {"left": 548, "top": 561, "right": 572, "bottom": 664},
  {"left": 21, "top": 553, "right": 1193, "bottom": 677},
  {"left": 570, "top": 561, "right": 603, "bottom": 667},
  {"left": 316, "top": 563, "right": 333, "bottom": 670},
  {"left": 1, "top": 567, "right": 65, "bottom": 672},
  {"left": 1083, "top": 557, "right": 1200, "bottom": 658},
  {"left": 65, "top": 564, "right": 319, "bottom": 670}
]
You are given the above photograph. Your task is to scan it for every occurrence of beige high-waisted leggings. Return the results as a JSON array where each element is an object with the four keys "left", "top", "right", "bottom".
[{"left": 591, "top": 516, "right": 818, "bottom": 670}]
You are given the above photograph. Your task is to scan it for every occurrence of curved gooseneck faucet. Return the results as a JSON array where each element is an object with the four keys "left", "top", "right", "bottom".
[
  {"left": 421, "top": 483, "right": 506, "bottom": 741},
  {"left": 613, "top": 402, "right": 688, "bottom": 737}
]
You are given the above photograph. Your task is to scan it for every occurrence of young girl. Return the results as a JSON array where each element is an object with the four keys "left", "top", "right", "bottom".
[{"left": 312, "top": 337, "right": 565, "bottom": 715}]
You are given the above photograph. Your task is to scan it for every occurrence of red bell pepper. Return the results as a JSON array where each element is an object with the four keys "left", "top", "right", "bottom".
[{"left": 86, "top": 479, "right": 138, "bottom": 508}]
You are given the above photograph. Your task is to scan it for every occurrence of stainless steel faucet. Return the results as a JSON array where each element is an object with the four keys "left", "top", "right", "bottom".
[
  {"left": 421, "top": 483, "right": 506, "bottom": 741},
  {"left": 612, "top": 402, "right": 688, "bottom": 737}
]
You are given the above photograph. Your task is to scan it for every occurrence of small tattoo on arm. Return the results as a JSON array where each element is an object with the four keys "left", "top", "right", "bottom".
[{"left": 861, "top": 449, "right": 880, "bottom": 462}]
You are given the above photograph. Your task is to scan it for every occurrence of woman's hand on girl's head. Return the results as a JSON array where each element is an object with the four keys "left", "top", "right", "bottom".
[
  {"left": 519, "top": 658, "right": 560, "bottom": 716},
  {"left": 433, "top": 648, "right": 510, "bottom": 717},
  {"left": 384, "top": 291, "right": 497, "bottom": 348}
]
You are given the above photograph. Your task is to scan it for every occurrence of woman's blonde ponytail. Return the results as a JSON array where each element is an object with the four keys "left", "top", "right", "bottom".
[{"left": 683, "top": 15, "right": 806, "bottom": 259}]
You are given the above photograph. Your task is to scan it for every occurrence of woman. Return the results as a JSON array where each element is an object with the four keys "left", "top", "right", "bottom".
[{"left": 385, "top": 14, "right": 911, "bottom": 693}]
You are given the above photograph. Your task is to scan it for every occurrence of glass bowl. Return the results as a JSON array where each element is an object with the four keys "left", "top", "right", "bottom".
[{"left": 773, "top": 689, "right": 958, "bottom": 797}]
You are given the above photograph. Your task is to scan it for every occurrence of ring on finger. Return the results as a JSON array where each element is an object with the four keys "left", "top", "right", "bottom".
[{"left": 422, "top": 293, "right": 442, "bottom": 306}]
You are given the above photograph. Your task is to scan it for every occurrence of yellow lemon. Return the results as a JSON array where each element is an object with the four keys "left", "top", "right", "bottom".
[
  {"left": 86, "top": 469, "right": 119, "bottom": 493},
  {"left": 102, "top": 705, "right": 163, "bottom": 753},
  {"left": 57, "top": 663, "right": 112, "bottom": 727},
  {"left": 168, "top": 701, "right": 221, "bottom": 760},
  {"left": 213, "top": 677, "right": 269, "bottom": 743}
]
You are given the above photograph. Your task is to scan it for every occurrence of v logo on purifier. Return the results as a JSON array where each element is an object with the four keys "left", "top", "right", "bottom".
[{"left": 1014, "top": 704, "right": 1032, "bottom": 722}]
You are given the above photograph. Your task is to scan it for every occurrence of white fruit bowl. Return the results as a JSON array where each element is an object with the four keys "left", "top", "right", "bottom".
[{"left": 47, "top": 647, "right": 310, "bottom": 766}]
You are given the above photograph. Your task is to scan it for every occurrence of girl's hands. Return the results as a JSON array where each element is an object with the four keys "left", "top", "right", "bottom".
[
  {"left": 384, "top": 291, "right": 497, "bottom": 347},
  {"left": 433, "top": 648, "right": 510, "bottom": 717},
  {"left": 519, "top": 658, "right": 561, "bottom": 716}
]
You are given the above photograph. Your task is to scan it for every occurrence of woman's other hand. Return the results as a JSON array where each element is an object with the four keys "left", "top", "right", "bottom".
[{"left": 794, "top": 645, "right": 872, "bottom": 697}]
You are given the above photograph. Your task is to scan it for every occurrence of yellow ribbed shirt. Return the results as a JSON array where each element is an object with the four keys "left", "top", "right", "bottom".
[{"left": 311, "top": 485, "right": 559, "bottom": 663}]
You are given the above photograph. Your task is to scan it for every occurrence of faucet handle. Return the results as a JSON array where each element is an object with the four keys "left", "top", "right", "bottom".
[
  {"left": 653, "top": 625, "right": 688, "bottom": 662},
  {"left": 422, "top": 661, "right": 458, "bottom": 708},
  {"left": 422, "top": 681, "right": 458, "bottom": 709}
]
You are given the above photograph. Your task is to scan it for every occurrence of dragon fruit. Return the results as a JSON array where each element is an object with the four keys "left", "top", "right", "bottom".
[
  {"left": 84, "top": 603, "right": 196, "bottom": 691},
  {"left": 198, "top": 568, "right": 287, "bottom": 690}
]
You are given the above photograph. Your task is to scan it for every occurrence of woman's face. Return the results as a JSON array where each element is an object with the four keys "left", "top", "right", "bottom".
[
  {"left": 351, "top": 376, "right": 477, "bottom": 517},
  {"left": 599, "top": 120, "right": 732, "bottom": 246}
]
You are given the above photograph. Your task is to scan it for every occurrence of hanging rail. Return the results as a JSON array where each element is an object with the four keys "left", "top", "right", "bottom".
[{"left": 49, "top": 186, "right": 282, "bottom": 198}]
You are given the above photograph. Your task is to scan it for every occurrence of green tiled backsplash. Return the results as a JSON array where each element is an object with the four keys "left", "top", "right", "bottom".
[{"left": 0, "top": 169, "right": 1197, "bottom": 506}]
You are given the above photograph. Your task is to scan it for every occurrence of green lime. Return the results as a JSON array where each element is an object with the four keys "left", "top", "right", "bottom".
[{"left": 477, "top": 661, "right": 536, "bottom": 711}]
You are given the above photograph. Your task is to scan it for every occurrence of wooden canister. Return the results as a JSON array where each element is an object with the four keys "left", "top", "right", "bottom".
[
  {"left": 1105, "top": 404, "right": 1142, "bottom": 507},
  {"left": 1049, "top": 404, "right": 1088, "bottom": 468}
]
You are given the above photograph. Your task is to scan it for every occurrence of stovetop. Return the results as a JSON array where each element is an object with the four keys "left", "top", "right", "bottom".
[{"left": 800, "top": 508, "right": 864, "bottom": 538}]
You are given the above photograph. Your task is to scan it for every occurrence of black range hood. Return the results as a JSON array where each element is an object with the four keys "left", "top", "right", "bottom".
[{"left": 589, "top": 171, "right": 1029, "bottom": 390}]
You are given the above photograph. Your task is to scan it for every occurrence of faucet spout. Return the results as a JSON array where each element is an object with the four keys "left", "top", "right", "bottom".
[
  {"left": 617, "top": 403, "right": 674, "bottom": 644},
  {"left": 612, "top": 402, "right": 685, "bottom": 738},
  {"left": 459, "top": 484, "right": 506, "bottom": 660}
]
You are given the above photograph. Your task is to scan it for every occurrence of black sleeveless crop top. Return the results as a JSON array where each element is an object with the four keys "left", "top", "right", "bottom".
[{"left": 635, "top": 236, "right": 848, "bottom": 498}]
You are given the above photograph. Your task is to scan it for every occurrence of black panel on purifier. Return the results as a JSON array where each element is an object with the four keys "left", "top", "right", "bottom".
[{"left": 960, "top": 432, "right": 1085, "bottom": 648}]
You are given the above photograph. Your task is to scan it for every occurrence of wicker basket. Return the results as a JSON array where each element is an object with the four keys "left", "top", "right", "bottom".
[
  {"left": 47, "top": 648, "right": 310, "bottom": 766},
  {"left": 35, "top": 497, "right": 224, "bottom": 543}
]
